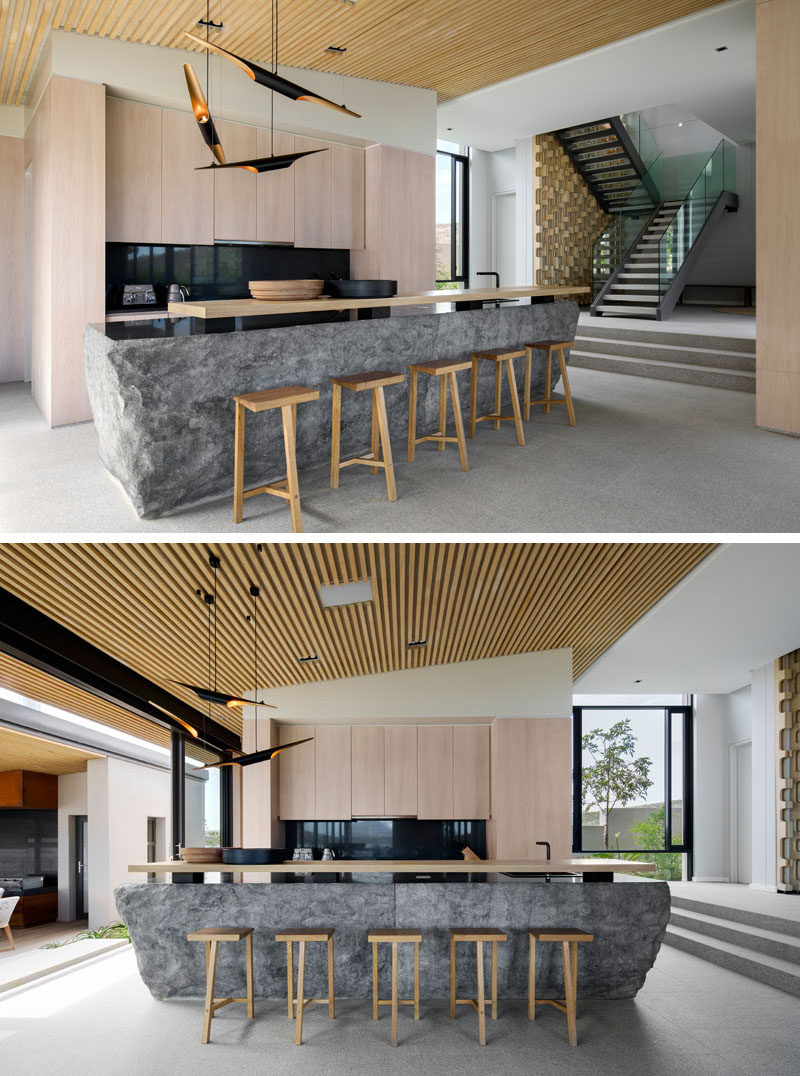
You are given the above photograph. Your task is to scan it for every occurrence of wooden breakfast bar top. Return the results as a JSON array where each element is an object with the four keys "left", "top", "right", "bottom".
[
  {"left": 167, "top": 284, "right": 590, "bottom": 319},
  {"left": 128, "top": 857, "right": 653, "bottom": 877}
]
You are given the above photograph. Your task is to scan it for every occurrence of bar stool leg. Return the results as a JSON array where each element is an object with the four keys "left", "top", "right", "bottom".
[
  {"left": 528, "top": 935, "right": 536, "bottom": 1020},
  {"left": 295, "top": 940, "right": 306, "bottom": 1045},
  {"left": 544, "top": 347, "right": 553, "bottom": 414},
  {"left": 438, "top": 376, "right": 447, "bottom": 449},
  {"left": 414, "top": 940, "right": 420, "bottom": 1020},
  {"left": 449, "top": 935, "right": 456, "bottom": 1018},
  {"left": 245, "top": 931, "right": 254, "bottom": 1019},
  {"left": 562, "top": 940, "right": 577, "bottom": 1047},
  {"left": 375, "top": 386, "right": 397, "bottom": 502},
  {"left": 493, "top": 363, "right": 502, "bottom": 430},
  {"left": 391, "top": 941, "right": 399, "bottom": 1046},
  {"left": 286, "top": 941, "right": 294, "bottom": 1019},
  {"left": 281, "top": 403, "right": 303, "bottom": 533},
  {"left": 330, "top": 383, "right": 342, "bottom": 489},
  {"left": 491, "top": 940, "right": 498, "bottom": 1020},
  {"left": 558, "top": 348, "right": 576, "bottom": 426},
  {"left": 523, "top": 348, "right": 532, "bottom": 422},
  {"left": 448, "top": 371, "right": 469, "bottom": 472},
  {"left": 372, "top": 940, "right": 379, "bottom": 1020},
  {"left": 469, "top": 358, "right": 478, "bottom": 438},
  {"left": 233, "top": 402, "right": 245, "bottom": 524},
  {"left": 504, "top": 358, "right": 526, "bottom": 446},
  {"left": 476, "top": 941, "right": 486, "bottom": 1046},
  {"left": 202, "top": 939, "right": 219, "bottom": 1044},
  {"left": 370, "top": 389, "right": 380, "bottom": 475},
  {"left": 328, "top": 935, "right": 335, "bottom": 1019},
  {"left": 408, "top": 368, "right": 418, "bottom": 462}
]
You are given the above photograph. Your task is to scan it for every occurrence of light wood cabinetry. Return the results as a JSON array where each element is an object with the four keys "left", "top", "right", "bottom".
[
  {"left": 351, "top": 725, "right": 385, "bottom": 815},
  {"left": 214, "top": 120, "right": 258, "bottom": 242},
  {"left": 453, "top": 725, "right": 490, "bottom": 819},
  {"left": 0, "top": 135, "right": 24, "bottom": 383},
  {"left": 293, "top": 136, "right": 332, "bottom": 248},
  {"left": 278, "top": 724, "right": 315, "bottom": 820},
  {"left": 256, "top": 129, "right": 295, "bottom": 244},
  {"left": 331, "top": 142, "right": 365, "bottom": 250},
  {"left": 417, "top": 726, "right": 454, "bottom": 819},
  {"left": 384, "top": 726, "right": 418, "bottom": 816},
  {"left": 161, "top": 108, "right": 214, "bottom": 246},
  {"left": 314, "top": 725, "right": 351, "bottom": 819},
  {"left": 106, "top": 98, "right": 162, "bottom": 244}
]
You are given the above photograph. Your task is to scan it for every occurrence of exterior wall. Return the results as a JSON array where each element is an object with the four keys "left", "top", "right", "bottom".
[
  {"left": 532, "top": 132, "right": 609, "bottom": 293},
  {"left": 57, "top": 771, "right": 87, "bottom": 921}
]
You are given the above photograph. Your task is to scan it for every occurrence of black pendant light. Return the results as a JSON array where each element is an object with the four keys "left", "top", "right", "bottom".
[
  {"left": 184, "top": 63, "right": 226, "bottom": 165},
  {"left": 195, "top": 148, "right": 325, "bottom": 174}
]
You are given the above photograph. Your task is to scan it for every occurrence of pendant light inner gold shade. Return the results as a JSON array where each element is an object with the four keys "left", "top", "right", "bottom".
[{"left": 183, "top": 63, "right": 226, "bottom": 165}]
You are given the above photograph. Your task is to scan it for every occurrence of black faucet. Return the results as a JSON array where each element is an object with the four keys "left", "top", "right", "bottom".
[
  {"left": 536, "top": 841, "right": 551, "bottom": 883},
  {"left": 476, "top": 271, "right": 500, "bottom": 288}
]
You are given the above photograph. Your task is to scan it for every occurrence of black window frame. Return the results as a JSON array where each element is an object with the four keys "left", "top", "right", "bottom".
[
  {"left": 572, "top": 704, "right": 693, "bottom": 860},
  {"left": 436, "top": 149, "right": 470, "bottom": 286}
]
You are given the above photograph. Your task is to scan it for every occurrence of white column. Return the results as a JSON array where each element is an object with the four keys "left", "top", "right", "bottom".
[
  {"left": 514, "top": 136, "right": 534, "bottom": 285},
  {"left": 750, "top": 662, "right": 777, "bottom": 890},
  {"left": 692, "top": 695, "right": 729, "bottom": 881}
]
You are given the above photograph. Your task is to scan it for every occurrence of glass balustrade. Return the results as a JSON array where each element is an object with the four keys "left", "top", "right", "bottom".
[{"left": 591, "top": 153, "right": 663, "bottom": 299}]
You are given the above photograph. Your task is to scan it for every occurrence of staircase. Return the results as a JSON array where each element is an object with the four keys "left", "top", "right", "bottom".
[
  {"left": 664, "top": 893, "right": 800, "bottom": 997},
  {"left": 593, "top": 201, "right": 682, "bottom": 317},
  {"left": 556, "top": 118, "right": 655, "bottom": 211},
  {"left": 570, "top": 322, "right": 755, "bottom": 392}
]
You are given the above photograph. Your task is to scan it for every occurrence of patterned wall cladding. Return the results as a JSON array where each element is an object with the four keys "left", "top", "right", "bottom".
[
  {"left": 776, "top": 649, "right": 800, "bottom": 892},
  {"left": 533, "top": 133, "right": 610, "bottom": 292}
]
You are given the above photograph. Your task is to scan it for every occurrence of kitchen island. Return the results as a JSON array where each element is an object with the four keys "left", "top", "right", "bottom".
[
  {"left": 84, "top": 289, "right": 584, "bottom": 519},
  {"left": 116, "top": 858, "right": 669, "bottom": 1002}
]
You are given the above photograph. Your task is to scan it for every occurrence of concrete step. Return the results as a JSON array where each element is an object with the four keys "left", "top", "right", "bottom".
[
  {"left": 664, "top": 924, "right": 800, "bottom": 997},
  {"left": 594, "top": 305, "right": 658, "bottom": 317},
  {"left": 574, "top": 333, "right": 755, "bottom": 371},
  {"left": 570, "top": 349, "right": 755, "bottom": 391},
  {"left": 575, "top": 323, "right": 755, "bottom": 353},
  {"left": 669, "top": 907, "right": 800, "bottom": 965},
  {"left": 670, "top": 894, "right": 800, "bottom": 940}
]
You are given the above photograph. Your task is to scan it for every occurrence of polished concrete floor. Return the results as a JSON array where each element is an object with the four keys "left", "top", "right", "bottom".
[
  {"left": 0, "top": 942, "right": 798, "bottom": 1075},
  {"left": 577, "top": 306, "right": 756, "bottom": 339},
  {"left": 2, "top": 362, "right": 798, "bottom": 534}
]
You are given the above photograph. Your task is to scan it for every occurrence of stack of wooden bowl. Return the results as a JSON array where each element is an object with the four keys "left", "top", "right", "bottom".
[
  {"left": 180, "top": 846, "right": 222, "bottom": 863},
  {"left": 249, "top": 279, "right": 325, "bottom": 301}
]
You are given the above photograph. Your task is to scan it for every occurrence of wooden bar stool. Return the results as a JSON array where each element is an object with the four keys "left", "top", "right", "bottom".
[
  {"left": 275, "top": 927, "right": 335, "bottom": 1046},
  {"left": 233, "top": 385, "right": 319, "bottom": 532},
  {"left": 330, "top": 370, "right": 404, "bottom": 502},
  {"left": 528, "top": 927, "right": 594, "bottom": 1046},
  {"left": 523, "top": 340, "right": 577, "bottom": 425},
  {"left": 468, "top": 348, "right": 526, "bottom": 446},
  {"left": 186, "top": 925, "right": 254, "bottom": 1045},
  {"left": 449, "top": 927, "right": 507, "bottom": 1046},
  {"left": 408, "top": 358, "right": 471, "bottom": 471},
  {"left": 368, "top": 928, "right": 422, "bottom": 1046}
]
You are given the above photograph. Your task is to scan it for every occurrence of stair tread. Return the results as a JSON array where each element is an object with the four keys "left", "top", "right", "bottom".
[
  {"left": 670, "top": 895, "right": 800, "bottom": 938},
  {"left": 666, "top": 924, "right": 800, "bottom": 978},
  {"left": 670, "top": 908, "right": 800, "bottom": 951},
  {"left": 595, "top": 306, "right": 657, "bottom": 316},
  {"left": 575, "top": 335, "right": 755, "bottom": 359},
  {"left": 570, "top": 350, "right": 755, "bottom": 377}
]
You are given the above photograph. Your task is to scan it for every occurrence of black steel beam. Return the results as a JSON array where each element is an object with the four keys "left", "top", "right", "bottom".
[{"left": 0, "top": 586, "right": 240, "bottom": 755}]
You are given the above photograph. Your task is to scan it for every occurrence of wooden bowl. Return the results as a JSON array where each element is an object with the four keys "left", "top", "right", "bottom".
[
  {"left": 249, "top": 279, "right": 324, "bottom": 301},
  {"left": 181, "top": 847, "right": 222, "bottom": 863}
]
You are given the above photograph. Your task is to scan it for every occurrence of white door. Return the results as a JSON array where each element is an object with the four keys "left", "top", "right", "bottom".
[
  {"left": 734, "top": 741, "right": 752, "bottom": 884},
  {"left": 492, "top": 191, "right": 516, "bottom": 289}
]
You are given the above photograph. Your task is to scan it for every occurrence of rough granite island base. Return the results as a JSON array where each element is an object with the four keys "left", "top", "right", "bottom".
[
  {"left": 85, "top": 302, "right": 579, "bottom": 519},
  {"left": 115, "top": 880, "right": 669, "bottom": 1002}
]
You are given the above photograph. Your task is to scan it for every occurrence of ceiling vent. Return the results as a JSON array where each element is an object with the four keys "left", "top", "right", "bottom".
[{"left": 316, "top": 580, "right": 375, "bottom": 608}]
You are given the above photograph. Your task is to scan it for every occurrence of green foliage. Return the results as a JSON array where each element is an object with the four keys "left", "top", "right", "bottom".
[
  {"left": 581, "top": 718, "right": 653, "bottom": 849},
  {"left": 205, "top": 828, "right": 221, "bottom": 847},
  {"left": 624, "top": 805, "right": 683, "bottom": 880},
  {"left": 40, "top": 921, "right": 130, "bottom": 949}
]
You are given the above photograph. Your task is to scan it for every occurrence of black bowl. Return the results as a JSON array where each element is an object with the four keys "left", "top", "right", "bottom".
[
  {"left": 324, "top": 279, "right": 397, "bottom": 299},
  {"left": 221, "top": 847, "right": 288, "bottom": 865}
]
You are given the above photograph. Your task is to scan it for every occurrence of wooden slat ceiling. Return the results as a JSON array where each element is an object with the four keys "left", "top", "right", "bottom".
[
  {"left": 0, "top": 0, "right": 722, "bottom": 106},
  {"left": 0, "top": 724, "right": 101, "bottom": 774},
  {"left": 0, "top": 543, "right": 715, "bottom": 741}
]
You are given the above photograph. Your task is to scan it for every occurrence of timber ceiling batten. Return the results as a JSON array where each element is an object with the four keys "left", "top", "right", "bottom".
[
  {"left": 1, "top": 1, "right": 724, "bottom": 107},
  {"left": 0, "top": 544, "right": 716, "bottom": 714},
  {"left": 0, "top": 725, "right": 101, "bottom": 775}
]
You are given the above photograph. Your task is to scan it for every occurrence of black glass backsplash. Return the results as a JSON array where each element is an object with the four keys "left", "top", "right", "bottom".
[
  {"left": 105, "top": 242, "right": 350, "bottom": 310},
  {"left": 0, "top": 809, "right": 58, "bottom": 878},
  {"left": 283, "top": 819, "right": 486, "bottom": 861}
]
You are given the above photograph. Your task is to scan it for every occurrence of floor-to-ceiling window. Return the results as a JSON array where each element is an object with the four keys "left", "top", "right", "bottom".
[{"left": 436, "top": 141, "right": 470, "bottom": 289}]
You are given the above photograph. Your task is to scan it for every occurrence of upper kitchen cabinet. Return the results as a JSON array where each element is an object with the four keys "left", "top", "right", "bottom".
[
  {"left": 330, "top": 143, "right": 365, "bottom": 250},
  {"left": 278, "top": 724, "right": 316, "bottom": 820},
  {"left": 417, "top": 725, "right": 454, "bottom": 820},
  {"left": 293, "top": 136, "right": 332, "bottom": 248},
  {"left": 214, "top": 120, "right": 258, "bottom": 242},
  {"left": 351, "top": 725, "right": 385, "bottom": 816},
  {"left": 161, "top": 109, "right": 214, "bottom": 246},
  {"left": 315, "top": 725, "right": 351, "bottom": 820},
  {"left": 384, "top": 725, "right": 417, "bottom": 817},
  {"left": 106, "top": 98, "right": 162, "bottom": 244},
  {"left": 453, "top": 725, "right": 490, "bottom": 819},
  {"left": 256, "top": 129, "right": 295, "bottom": 244}
]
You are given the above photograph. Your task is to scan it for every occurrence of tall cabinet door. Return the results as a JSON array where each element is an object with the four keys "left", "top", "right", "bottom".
[
  {"left": 278, "top": 724, "right": 315, "bottom": 820},
  {"left": 315, "top": 725, "right": 351, "bottom": 820},
  {"left": 351, "top": 726, "right": 384, "bottom": 816},
  {"left": 293, "top": 137, "right": 332, "bottom": 248},
  {"left": 106, "top": 98, "right": 162, "bottom": 243},
  {"left": 384, "top": 726, "right": 417, "bottom": 816},
  {"left": 417, "top": 726, "right": 454, "bottom": 820},
  {"left": 214, "top": 120, "right": 258, "bottom": 241},
  {"left": 330, "top": 143, "right": 365, "bottom": 250},
  {"left": 257, "top": 129, "right": 295, "bottom": 244},
  {"left": 161, "top": 108, "right": 214, "bottom": 246},
  {"left": 453, "top": 725, "right": 490, "bottom": 819}
]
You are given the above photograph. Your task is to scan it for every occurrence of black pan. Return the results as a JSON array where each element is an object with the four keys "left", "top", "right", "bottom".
[{"left": 325, "top": 279, "right": 397, "bottom": 299}]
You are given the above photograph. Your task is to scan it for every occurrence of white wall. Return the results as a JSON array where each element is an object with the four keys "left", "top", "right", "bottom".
[
  {"left": 0, "top": 105, "right": 24, "bottom": 138},
  {"left": 692, "top": 694, "right": 729, "bottom": 881},
  {"left": 750, "top": 662, "right": 777, "bottom": 891},
  {"left": 57, "top": 771, "right": 87, "bottom": 921},
  {"left": 262, "top": 649, "right": 572, "bottom": 723},
  {"left": 470, "top": 145, "right": 516, "bottom": 286}
]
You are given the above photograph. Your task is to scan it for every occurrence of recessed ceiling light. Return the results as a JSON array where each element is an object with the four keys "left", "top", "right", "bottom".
[
  {"left": 678, "top": 122, "right": 683, "bottom": 128},
  {"left": 317, "top": 580, "right": 375, "bottom": 608},
  {"left": 634, "top": 679, "right": 643, "bottom": 683},
  {"left": 326, "top": 45, "right": 347, "bottom": 54},
  {"left": 298, "top": 654, "right": 319, "bottom": 663},
  {"left": 407, "top": 639, "right": 428, "bottom": 648},
  {"left": 715, "top": 45, "right": 728, "bottom": 52}
]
